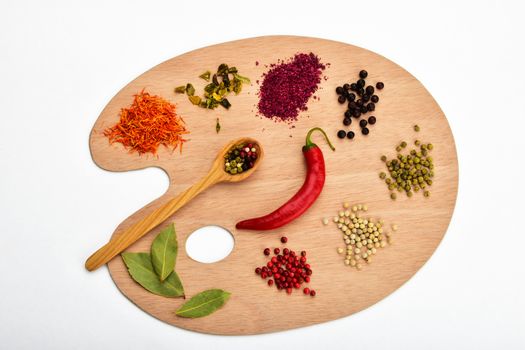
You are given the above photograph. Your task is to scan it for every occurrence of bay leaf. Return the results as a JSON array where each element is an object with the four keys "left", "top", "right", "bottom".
[
  {"left": 151, "top": 223, "right": 178, "bottom": 281},
  {"left": 121, "top": 252, "right": 184, "bottom": 298},
  {"left": 175, "top": 289, "right": 230, "bottom": 318}
]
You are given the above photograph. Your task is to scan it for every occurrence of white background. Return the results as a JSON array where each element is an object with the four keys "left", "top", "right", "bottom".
[{"left": 1, "top": 0, "right": 524, "bottom": 349}]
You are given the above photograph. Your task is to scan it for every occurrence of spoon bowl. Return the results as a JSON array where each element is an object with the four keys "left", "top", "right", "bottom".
[{"left": 214, "top": 137, "right": 264, "bottom": 183}]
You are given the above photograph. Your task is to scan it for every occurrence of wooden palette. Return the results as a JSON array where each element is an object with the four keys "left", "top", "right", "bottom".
[{"left": 89, "top": 36, "right": 458, "bottom": 335}]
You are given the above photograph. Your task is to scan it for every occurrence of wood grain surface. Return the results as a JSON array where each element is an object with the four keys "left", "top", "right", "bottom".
[{"left": 89, "top": 36, "right": 458, "bottom": 335}]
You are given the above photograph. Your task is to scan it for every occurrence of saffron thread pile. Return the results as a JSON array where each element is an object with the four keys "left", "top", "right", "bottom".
[{"left": 104, "top": 90, "right": 189, "bottom": 156}]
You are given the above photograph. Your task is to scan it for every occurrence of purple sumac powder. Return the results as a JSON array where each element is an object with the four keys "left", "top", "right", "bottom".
[{"left": 257, "top": 52, "right": 325, "bottom": 122}]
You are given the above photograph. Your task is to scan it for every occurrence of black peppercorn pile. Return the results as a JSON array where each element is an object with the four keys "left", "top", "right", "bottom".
[{"left": 335, "top": 70, "right": 384, "bottom": 139}]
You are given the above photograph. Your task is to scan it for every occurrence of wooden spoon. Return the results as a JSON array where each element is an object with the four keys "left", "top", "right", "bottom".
[{"left": 85, "top": 137, "right": 263, "bottom": 271}]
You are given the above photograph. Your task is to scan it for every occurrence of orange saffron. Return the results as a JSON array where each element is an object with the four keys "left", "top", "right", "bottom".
[{"left": 104, "top": 90, "right": 189, "bottom": 156}]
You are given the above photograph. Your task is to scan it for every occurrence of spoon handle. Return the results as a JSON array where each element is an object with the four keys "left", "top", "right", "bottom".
[{"left": 85, "top": 170, "right": 223, "bottom": 271}]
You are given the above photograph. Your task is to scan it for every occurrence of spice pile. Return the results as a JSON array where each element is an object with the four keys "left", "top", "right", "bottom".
[
  {"left": 257, "top": 52, "right": 325, "bottom": 122},
  {"left": 104, "top": 90, "right": 189, "bottom": 155},
  {"left": 325, "top": 203, "right": 394, "bottom": 270},
  {"left": 255, "top": 236, "right": 316, "bottom": 296},
  {"left": 379, "top": 125, "right": 435, "bottom": 199},
  {"left": 175, "top": 63, "right": 250, "bottom": 109},
  {"left": 335, "top": 70, "right": 384, "bottom": 139},
  {"left": 224, "top": 142, "right": 259, "bottom": 175}
]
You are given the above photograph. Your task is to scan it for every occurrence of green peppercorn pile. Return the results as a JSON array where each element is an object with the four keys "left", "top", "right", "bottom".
[{"left": 379, "top": 139, "right": 435, "bottom": 199}]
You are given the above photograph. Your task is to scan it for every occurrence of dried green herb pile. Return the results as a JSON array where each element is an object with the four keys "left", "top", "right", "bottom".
[{"left": 175, "top": 63, "right": 250, "bottom": 109}]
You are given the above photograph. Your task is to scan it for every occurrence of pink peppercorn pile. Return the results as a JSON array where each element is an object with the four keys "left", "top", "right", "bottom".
[
  {"left": 257, "top": 53, "right": 325, "bottom": 122},
  {"left": 254, "top": 236, "right": 316, "bottom": 296}
]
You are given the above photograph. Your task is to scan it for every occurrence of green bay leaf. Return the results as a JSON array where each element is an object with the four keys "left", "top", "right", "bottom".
[
  {"left": 151, "top": 224, "right": 178, "bottom": 281},
  {"left": 175, "top": 289, "right": 230, "bottom": 318},
  {"left": 121, "top": 252, "right": 184, "bottom": 298}
]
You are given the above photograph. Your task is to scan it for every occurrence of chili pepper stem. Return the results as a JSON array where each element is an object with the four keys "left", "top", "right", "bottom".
[{"left": 305, "top": 127, "right": 335, "bottom": 151}]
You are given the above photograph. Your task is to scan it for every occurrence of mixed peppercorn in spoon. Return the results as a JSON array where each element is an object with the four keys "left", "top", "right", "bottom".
[{"left": 224, "top": 142, "right": 259, "bottom": 175}]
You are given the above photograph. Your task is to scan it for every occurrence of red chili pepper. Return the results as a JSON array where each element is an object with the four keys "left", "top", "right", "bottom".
[{"left": 236, "top": 127, "right": 335, "bottom": 231}]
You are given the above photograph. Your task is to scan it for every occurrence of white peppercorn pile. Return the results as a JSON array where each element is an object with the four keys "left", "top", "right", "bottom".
[{"left": 332, "top": 203, "right": 396, "bottom": 270}]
